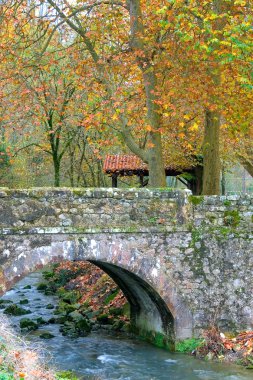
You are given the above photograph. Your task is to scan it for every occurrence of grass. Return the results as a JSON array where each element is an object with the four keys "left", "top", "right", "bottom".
[
  {"left": 175, "top": 338, "right": 204, "bottom": 353},
  {"left": 0, "top": 314, "right": 59, "bottom": 379}
]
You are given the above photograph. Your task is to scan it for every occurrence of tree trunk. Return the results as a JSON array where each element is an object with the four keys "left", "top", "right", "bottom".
[
  {"left": 238, "top": 156, "right": 253, "bottom": 178},
  {"left": 147, "top": 132, "right": 166, "bottom": 187},
  {"left": 53, "top": 156, "right": 60, "bottom": 187},
  {"left": 128, "top": 0, "right": 166, "bottom": 187},
  {"left": 202, "top": 109, "right": 220, "bottom": 195}
]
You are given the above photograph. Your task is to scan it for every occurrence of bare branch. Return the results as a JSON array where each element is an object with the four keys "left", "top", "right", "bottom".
[{"left": 14, "top": 143, "right": 52, "bottom": 156}]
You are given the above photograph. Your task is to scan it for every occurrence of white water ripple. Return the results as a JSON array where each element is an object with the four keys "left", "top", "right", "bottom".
[{"left": 97, "top": 354, "right": 131, "bottom": 365}]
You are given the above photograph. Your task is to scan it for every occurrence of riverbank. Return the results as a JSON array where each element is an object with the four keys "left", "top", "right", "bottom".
[
  {"left": 0, "top": 314, "right": 80, "bottom": 380},
  {"left": 194, "top": 327, "right": 253, "bottom": 368}
]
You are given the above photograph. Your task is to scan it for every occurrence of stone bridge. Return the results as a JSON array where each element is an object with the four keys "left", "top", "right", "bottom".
[{"left": 0, "top": 188, "right": 252, "bottom": 348}]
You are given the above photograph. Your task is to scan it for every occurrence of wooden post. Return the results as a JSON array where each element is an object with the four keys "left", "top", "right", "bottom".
[
  {"left": 139, "top": 173, "right": 144, "bottom": 187},
  {"left": 112, "top": 173, "right": 118, "bottom": 188}
]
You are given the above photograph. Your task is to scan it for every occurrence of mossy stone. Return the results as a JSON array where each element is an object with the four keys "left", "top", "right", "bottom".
[
  {"left": 39, "top": 332, "right": 55, "bottom": 339},
  {"left": 20, "top": 318, "right": 38, "bottom": 331},
  {"left": 109, "top": 307, "right": 123, "bottom": 316},
  {"left": 0, "top": 299, "right": 12, "bottom": 304},
  {"left": 36, "top": 317, "right": 47, "bottom": 325},
  {"left": 46, "top": 303, "right": 54, "bottom": 309},
  {"left": 4, "top": 304, "right": 31, "bottom": 316},
  {"left": 20, "top": 299, "right": 29, "bottom": 305},
  {"left": 224, "top": 210, "right": 241, "bottom": 227},
  {"left": 37, "top": 283, "right": 48, "bottom": 291}
]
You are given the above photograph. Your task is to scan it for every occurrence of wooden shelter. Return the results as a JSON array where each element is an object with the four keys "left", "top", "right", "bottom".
[{"left": 103, "top": 154, "right": 203, "bottom": 194}]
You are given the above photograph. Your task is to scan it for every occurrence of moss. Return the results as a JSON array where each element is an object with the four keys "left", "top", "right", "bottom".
[
  {"left": 190, "top": 228, "right": 202, "bottom": 246},
  {"left": 157, "top": 187, "right": 174, "bottom": 192},
  {"left": 56, "top": 371, "right": 79, "bottom": 380},
  {"left": 124, "top": 225, "right": 139, "bottom": 233},
  {"left": 223, "top": 200, "right": 232, "bottom": 207},
  {"left": 104, "top": 289, "right": 119, "bottom": 305},
  {"left": 188, "top": 195, "right": 204, "bottom": 206},
  {"left": 36, "top": 283, "right": 48, "bottom": 291},
  {"left": 72, "top": 189, "right": 85, "bottom": 197},
  {"left": 175, "top": 338, "right": 204, "bottom": 353},
  {"left": 206, "top": 213, "right": 216, "bottom": 223},
  {"left": 0, "top": 300, "right": 12, "bottom": 305},
  {"left": 148, "top": 216, "right": 158, "bottom": 223},
  {"left": 219, "top": 226, "right": 230, "bottom": 238},
  {"left": 224, "top": 210, "right": 241, "bottom": 227},
  {"left": 3, "top": 304, "right": 31, "bottom": 316},
  {"left": 109, "top": 306, "right": 123, "bottom": 316},
  {"left": 19, "top": 299, "right": 29, "bottom": 305},
  {"left": 54, "top": 301, "right": 76, "bottom": 315},
  {"left": 42, "top": 270, "right": 55, "bottom": 279},
  {"left": 97, "top": 313, "right": 111, "bottom": 324},
  {"left": 138, "top": 330, "right": 175, "bottom": 351},
  {"left": 39, "top": 332, "right": 55, "bottom": 339},
  {"left": 19, "top": 318, "right": 38, "bottom": 331}
]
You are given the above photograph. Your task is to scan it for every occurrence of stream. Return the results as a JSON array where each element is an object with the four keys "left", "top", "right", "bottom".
[{"left": 1, "top": 272, "right": 253, "bottom": 380}]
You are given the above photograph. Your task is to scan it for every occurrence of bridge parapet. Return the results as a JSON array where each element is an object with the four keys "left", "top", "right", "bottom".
[
  {"left": 189, "top": 194, "right": 253, "bottom": 234},
  {"left": 0, "top": 188, "right": 192, "bottom": 234},
  {"left": 0, "top": 188, "right": 252, "bottom": 235}
]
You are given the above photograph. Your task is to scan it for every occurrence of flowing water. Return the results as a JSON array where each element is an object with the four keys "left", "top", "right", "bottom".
[{"left": 1, "top": 272, "right": 253, "bottom": 380}]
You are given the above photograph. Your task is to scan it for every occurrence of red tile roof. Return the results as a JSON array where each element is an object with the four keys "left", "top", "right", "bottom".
[
  {"left": 103, "top": 155, "right": 147, "bottom": 173},
  {"left": 103, "top": 154, "right": 201, "bottom": 175}
]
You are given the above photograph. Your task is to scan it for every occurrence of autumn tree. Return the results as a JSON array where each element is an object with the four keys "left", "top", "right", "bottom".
[
  {"left": 3, "top": 0, "right": 253, "bottom": 191},
  {"left": 162, "top": 0, "right": 253, "bottom": 194},
  {"left": 40, "top": 0, "right": 172, "bottom": 187}
]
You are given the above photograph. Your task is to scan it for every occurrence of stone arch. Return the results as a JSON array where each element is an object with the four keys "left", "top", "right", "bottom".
[
  {"left": 0, "top": 234, "right": 194, "bottom": 344},
  {"left": 89, "top": 260, "right": 175, "bottom": 349}
]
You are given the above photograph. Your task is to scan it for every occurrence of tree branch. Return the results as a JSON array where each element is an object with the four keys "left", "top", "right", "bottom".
[{"left": 14, "top": 143, "right": 52, "bottom": 156}]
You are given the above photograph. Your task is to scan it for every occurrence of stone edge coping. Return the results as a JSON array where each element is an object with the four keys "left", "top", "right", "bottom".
[
  {"left": 0, "top": 226, "right": 190, "bottom": 235},
  {"left": 0, "top": 187, "right": 252, "bottom": 202},
  {"left": 0, "top": 227, "right": 252, "bottom": 236},
  {"left": 0, "top": 187, "right": 191, "bottom": 200}
]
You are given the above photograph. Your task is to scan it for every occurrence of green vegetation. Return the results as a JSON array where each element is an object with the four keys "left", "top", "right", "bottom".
[
  {"left": 224, "top": 210, "right": 241, "bottom": 227},
  {"left": 175, "top": 338, "right": 204, "bottom": 353},
  {"left": 56, "top": 371, "right": 79, "bottom": 380},
  {"left": 0, "top": 372, "right": 16, "bottom": 380},
  {"left": 36, "top": 283, "right": 48, "bottom": 291},
  {"left": 19, "top": 318, "right": 38, "bottom": 331},
  {"left": 188, "top": 195, "right": 204, "bottom": 206},
  {"left": 3, "top": 304, "right": 31, "bottom": 316},
  {"left": 104, "top": 289, "right": 119, "bottom": 305}
]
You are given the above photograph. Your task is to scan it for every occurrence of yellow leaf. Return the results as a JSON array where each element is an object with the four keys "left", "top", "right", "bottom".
[
  {"left": 112, "top": 114, "right": 118, "bottom": 121},
  {"left": 189, "top": 122, "right": 199, "bottom": 131}
]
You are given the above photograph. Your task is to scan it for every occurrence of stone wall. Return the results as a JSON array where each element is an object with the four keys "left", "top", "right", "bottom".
[
  {"left": 0, "top": 187, "right": 190, "bottom": 233},
  {"left": 0, "top": 188, "right": 252, "bottom": 342}
]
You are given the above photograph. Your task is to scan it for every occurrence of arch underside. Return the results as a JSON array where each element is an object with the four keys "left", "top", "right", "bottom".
[{"left": 89, "top": 260, "right": 175, "bottom": 348}]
